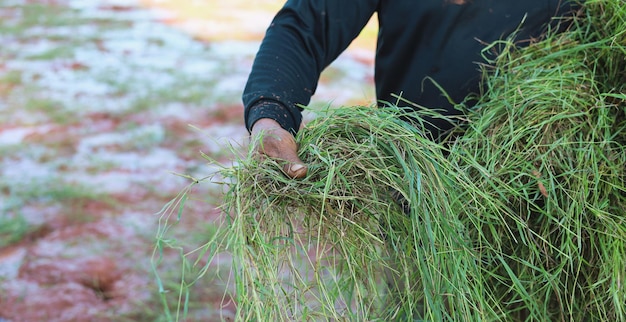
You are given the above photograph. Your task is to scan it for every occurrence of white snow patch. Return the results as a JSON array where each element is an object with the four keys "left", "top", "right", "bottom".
[
  {"left": 212, "top": 74, "right": 247, "bottom": 95},
  {"left": 76, "top": 123, "right": 166, "bottom": 152},
  {"left": 0, "top": 247, "right": 27, "bottom": 280},
  {"left": 72, "top": 148, "right": 183, "bottom": 172},
  {"left": 0, "top": 128, "right": 36, "bottom": 145},
  {"left": 1, "top": 158, "right": 56, "bottom": 184},
  {"left": 64, "top": 171, "right": 134, "bottom": 194},
  {"left": 23, "top": 25, "right": 101, "bottom": 40},
  {"left": 209, "top": 40, "right": 259, "bottom": 58},
  {"left": 196, "top": 123, "right": 247, "bottom": 154}
]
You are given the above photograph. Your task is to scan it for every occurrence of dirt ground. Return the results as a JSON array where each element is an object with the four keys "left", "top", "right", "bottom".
[{"left": 0, "top": 0, "right": 375, "bottom": 321}]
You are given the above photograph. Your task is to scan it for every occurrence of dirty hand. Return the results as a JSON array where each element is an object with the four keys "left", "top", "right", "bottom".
[{"left": 250, "top": 118, "right": 308, "bottom": 179}]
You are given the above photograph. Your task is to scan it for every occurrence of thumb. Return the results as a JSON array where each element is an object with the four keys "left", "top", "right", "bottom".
[
  {"left": 280, "top": 152, "right": 307, "bottom": 179},
  {"left": 251, "top": 119, "right": 308, "bottom": 179}
]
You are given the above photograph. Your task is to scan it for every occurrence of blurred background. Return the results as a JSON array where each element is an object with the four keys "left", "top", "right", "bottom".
[{"left": 0, "top": 0, "right": 375, "bottom": 320}]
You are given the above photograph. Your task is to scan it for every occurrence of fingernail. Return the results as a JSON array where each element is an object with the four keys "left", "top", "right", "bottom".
[{"left": 289, "top": 164, "right": 306, "bottom": 177}]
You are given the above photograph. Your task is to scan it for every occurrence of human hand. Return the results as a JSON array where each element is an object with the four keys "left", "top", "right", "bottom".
[{"left": 250, "top": 118, "right": 308, "bottom": 179}]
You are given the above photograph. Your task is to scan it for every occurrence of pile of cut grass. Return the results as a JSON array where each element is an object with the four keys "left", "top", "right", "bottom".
[
  {"left": 219, "top": 106, "right": 522, "bottom": 320},
  {"left": 452, "top": 0, "right": 626, "bottom": 319},
  {"left": 154, "top": 0, "right": 626, "bottom": 320}
]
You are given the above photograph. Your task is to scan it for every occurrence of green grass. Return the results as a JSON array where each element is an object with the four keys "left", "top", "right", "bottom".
[
  {"left": 1, "top": 175, "right": 110, "bottom": 212},
  {"left": 0, "top": 3, "right": 128, "bottom": 36},
  {"left": 0, "top": 177, "right": 111, "bottom": 252},
  {"left": 156, "top": 106, "right": 514, "bottom": 320},
  {"left": 0, "top": 70, "right": 22, "bottom": 86},
  {"left": 0, "top": 214, "right": 30, "bottom": 248},
  {"left": 128, "top": 74, "right": 219, "bottom": 114},
  {"left": 152, "top": 182, "right": 235, "bottom": 321},
  {"left": 154, "top": 0, "right": 626, "bottom": 320},
  {"left": 450, "top": 1, "right": 626, "bottom": 319}
]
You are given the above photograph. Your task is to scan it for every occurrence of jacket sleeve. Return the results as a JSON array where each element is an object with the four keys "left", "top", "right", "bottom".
[{"left": 242, "top": 0, "right": 379, "bottom": 135}]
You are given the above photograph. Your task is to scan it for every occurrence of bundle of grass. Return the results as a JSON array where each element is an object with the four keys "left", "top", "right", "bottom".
[
  {"left": 153, "top": 1, "right": 626, "bottom": 321},
  {"left": 217, "top": 106, "right": 517, "bottom": 321},
  {"left": 451, "top": 0, "right": 626, "bottom": 320}
]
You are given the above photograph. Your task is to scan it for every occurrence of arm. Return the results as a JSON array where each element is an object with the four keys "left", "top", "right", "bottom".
[{"left": 243, "top": 0, "right": 379, "bottom": 135}]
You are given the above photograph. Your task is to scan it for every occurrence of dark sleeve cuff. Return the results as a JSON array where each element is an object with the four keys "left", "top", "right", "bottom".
[{"left": 245, "top": 100, "right": 300, "bottom": 135}]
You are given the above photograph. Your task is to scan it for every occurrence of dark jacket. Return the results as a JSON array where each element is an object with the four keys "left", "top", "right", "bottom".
[{"left": 243, "top": 0, "right": 577, "bottom": 138}]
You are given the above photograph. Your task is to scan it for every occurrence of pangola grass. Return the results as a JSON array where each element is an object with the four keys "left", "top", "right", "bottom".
[{"left": 154, "top": 0, "right": 626, "bottom": 320}]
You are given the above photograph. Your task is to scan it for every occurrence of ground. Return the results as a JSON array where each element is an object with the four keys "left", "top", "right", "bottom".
[{"left": 0, "top": 0, "right": 374, "bottom": 321}]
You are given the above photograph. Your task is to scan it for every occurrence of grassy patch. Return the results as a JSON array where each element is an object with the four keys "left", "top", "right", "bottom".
[
  {"left": 1, "top": 0, "right": 243, "bottom": 320},
  {"left": 0, "top": 214, "right": 30, "bottom": 248},
  {"left": 128, "top": 75, "right": 218, "bottom": 114},
  {"left": 2, "top": 176, "right": 108, "bottom": 211},
  {"left": 0, "top": 70, "right": 22, "bottom": 96}
]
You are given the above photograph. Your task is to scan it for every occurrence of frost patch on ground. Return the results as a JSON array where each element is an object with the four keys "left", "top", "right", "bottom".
[
  {"left": 0, "top": 125, "right": 54, "bottom": 145},
  {"left": 0, "top": 248, "right": 27, "bottom": 280},
  {"left": 0, "top": 0, "right": 375, "bottom": 319}
]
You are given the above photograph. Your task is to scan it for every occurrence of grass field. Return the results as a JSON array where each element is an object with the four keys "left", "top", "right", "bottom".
[{"left": 0, "top": 0, "right": 377, "bottom": 320}]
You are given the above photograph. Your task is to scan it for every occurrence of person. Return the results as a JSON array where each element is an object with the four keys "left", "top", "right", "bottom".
[{"left": 243, "top": 0, "right": 579, "bottom": 178}]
